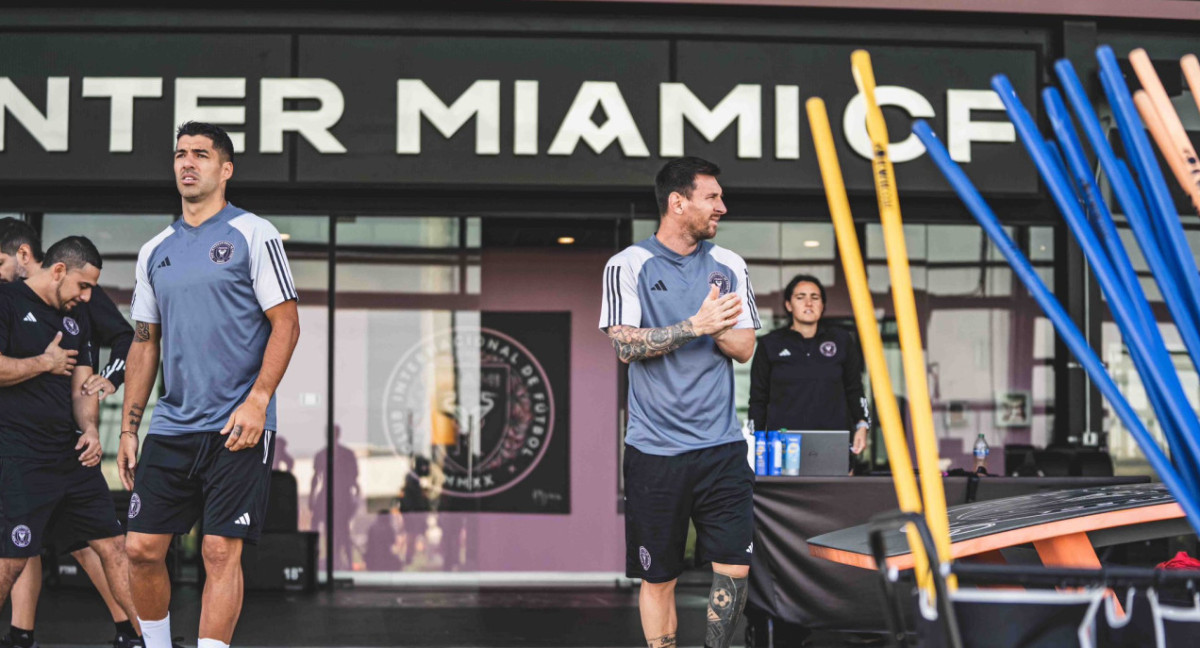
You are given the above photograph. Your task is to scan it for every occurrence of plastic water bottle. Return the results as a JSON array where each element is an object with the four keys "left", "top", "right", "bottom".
[
  {"left": 754, "top": 431, "right": 767, "bottom": 475},
  {"left": 768, "top": 430, "right": 784, "bottom": 476},
  {"left": 973, "top": 434, "right": 990, "bottom": 474},
  {"left": 743, "top": 419, "right": 756, "bottom": 470}
]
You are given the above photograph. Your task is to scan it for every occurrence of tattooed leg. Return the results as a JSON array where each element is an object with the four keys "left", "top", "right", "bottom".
[
  {"left": 640, "top": 579, "right": 678, "bottom": 648},
  {"left": 705, "top": 571, "right": 749, "bottom": 648}
]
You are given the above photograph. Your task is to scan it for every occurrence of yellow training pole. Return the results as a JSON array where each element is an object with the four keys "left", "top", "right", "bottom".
[
  {"left": 850, "top": 49, "right": 955, "bottom": 588},
  {"left": 807, "top": 97, "right": 932, "bottom": 593}
]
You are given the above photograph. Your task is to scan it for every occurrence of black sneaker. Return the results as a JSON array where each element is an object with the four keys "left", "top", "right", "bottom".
[
  {"left": 0, "top": 635, "right": 38, "bottom": 648},
  {"left": 112, "top": 633, "right": 142, "bottom": 648}
]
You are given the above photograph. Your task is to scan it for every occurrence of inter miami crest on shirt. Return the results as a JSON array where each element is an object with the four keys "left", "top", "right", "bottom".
[
  {"left": 209, "top": 240, "right": 235, "bottom": 264},
  {"left": 62, "top": 316, "right": 80, "bottom": 336},
  {"left": 707, "top": 271, "right": 731, "bottom": 296}
]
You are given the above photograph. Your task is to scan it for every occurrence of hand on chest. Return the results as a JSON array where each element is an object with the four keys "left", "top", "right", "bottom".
[
  {"left": 9, "top": 308, "right": 85, "bottom": 357},
  {"left": 641, "top": 262, "right": 735, "bottom": 321}
]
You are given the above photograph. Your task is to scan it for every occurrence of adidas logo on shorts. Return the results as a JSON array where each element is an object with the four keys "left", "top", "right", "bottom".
[{"left": 234, "top": 512, "right": 251, "bottom": 526}]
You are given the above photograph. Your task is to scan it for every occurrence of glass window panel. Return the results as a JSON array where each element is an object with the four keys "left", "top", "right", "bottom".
[
  {"left": 338, "top": 217, "right": 461, "bottom": 248},
  {"left": 289, "top": 259, "right": 330, "bottom": 292},
  {"left": 99, "top": 260, "right": 137, "bottom": 291},
  {"left": 866, "top": 224, "right": 926, "bottom": 261},
  {"left": 265, "top": 215, "right": 330, "bottom": 244},
  {"left": 713, "top": 221, "right": 779, "bottom": 259},
  {"left": 928, "top": 268, "right": 983, "bottom": 295},
  {"left": 337, "top": 263, "right": 462, "bottom": 294},
  {"left": 632, "top": 218, "right": 657, "bottom": 241},
  {"left": 861, "top": 224, "right": 1053, "bottom": 472},
  {"left": 1030, "top": 226, "right": 1054, "bottom": 261},
  {"left": 985, "top": 267, "right": 1013, "bottom": 297},
  {"left": 748, "top": 264, "right": 782, "bottom": 297},
  {"left": 465, "top": 217, "right": 481, "bottom": 248},
  {"left": 42, "top": 214, "right": 174, "bottom": 255},
  {"left": 987, "top": 226, "right": 1016, "bottom": 262},
  {"left": 779, "top": 264, "right": 835, "bottom": 289},
  {"left": 928, "top": 225, "right": 982, "bottom": 262},
  {"left": 780, "top": 223, "right": 835, "bottom": 261}
]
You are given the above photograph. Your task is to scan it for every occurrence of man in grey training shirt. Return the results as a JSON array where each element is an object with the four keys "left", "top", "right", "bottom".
[
  {"left": 600, "top": 157, "right": 759, "bottom": 648},
  {"left": 118, "top": 122, "right": 300, "bottom": 648}
]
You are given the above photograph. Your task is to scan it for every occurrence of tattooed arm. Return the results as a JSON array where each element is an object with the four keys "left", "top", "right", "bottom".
[
  {"left": 607, "top": 322, "right": 698, "bottom": 363},
  {"left": 117, "top": 320, "right": 160, "bottom": 490},
  {"left": 606, "top": 284, "right": 743, "bottom": 364}
]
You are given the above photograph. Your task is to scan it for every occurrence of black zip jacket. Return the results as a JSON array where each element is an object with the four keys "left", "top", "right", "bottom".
[
  {"left": 74, "top": 284, "right": 133, "bottom": 389},
  {"left": 748, "top": 324, "right": 869, "bottom": 433}
]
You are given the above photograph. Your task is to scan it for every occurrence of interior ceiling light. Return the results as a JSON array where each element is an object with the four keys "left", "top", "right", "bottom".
[{"left": 557, "top": 236, "right": 576, "bottom": 245}]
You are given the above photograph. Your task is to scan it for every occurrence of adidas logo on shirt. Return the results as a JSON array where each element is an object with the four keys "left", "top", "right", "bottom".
[
  {"left": 650, "top": 280, "right": 667, "bottom": 292},
  {"left": 779, "top": 348, "right": 791, "bottom": 357},
  {"left": 23, "top": 312, "right": 36, "bottom": 323},
  {"left": 234, "top": 513, "right": 251, "bottom": 526},
  {"left": 156, "top": 257, "right": 172, "bottom": 269}
]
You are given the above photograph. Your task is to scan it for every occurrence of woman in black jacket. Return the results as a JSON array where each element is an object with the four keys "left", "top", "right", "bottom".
[{"left": 748, "top": 274, "right": 870, "bottom": 455}]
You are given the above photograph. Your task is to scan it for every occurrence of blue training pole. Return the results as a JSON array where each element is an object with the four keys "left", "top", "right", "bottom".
[
  {"left": 913, "top": 120, "right": 1200, "bottom": 536},
  {"left": 1097, "top": 46, "right": 1200, "bottom": 333},
  {"left": 1041, "top": 128, "right": 1190, "bottom": 488},
  {"left": 1043, "top": 87, "right": 1200, "bottom": 488},
  {"left": 994, "top": 73, "right": 1200, "bottom": 489},
  {"left": 1055, "top": 59, "right": 1200, "bottom": 379}
]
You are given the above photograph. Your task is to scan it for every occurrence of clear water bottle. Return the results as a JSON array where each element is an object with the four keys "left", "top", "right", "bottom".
[
  {"left": 743, "top": 419, "right": 756, "bottom": 470},
  {"left": 973, "top": 434, "right": 990, "bottom": 474}
]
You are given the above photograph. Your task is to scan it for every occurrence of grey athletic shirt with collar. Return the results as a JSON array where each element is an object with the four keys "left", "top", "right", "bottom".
[
  {"left": 131, "top": 203, "right": 297, "bottom": 436},
  {"left": 600, "top": 236, "right": 760, "bottom": 456}
]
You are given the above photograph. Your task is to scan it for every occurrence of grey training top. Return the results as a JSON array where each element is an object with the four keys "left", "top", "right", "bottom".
[
  {"left": 600, "top": 236, "right": 760, "bottom": 456},
  {"left": 132, "top": 203, "right": 297, "bottom": 435}
]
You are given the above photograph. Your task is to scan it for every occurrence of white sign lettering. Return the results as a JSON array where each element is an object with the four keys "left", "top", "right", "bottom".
[{"left": 0, "top": 76, "right": 1016, "bottom": 164}]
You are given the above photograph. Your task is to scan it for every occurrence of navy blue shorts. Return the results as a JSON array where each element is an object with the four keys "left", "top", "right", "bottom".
[
  {"left": 623, "top": 440, "right": 755, "bottom": 583},
  {"left": 128, "top": 431, "right": 276, "bottom": 543},
  {"left": 0, "top": 455, "right": 123, "bottom": 558}
]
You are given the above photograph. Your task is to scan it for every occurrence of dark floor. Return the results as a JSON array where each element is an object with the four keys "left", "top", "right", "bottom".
[{"left": 15, "top": 583, "right": 879, "bottom": 648}]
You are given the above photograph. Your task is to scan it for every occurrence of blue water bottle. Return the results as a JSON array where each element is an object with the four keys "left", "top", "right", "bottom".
[
  {"left": 783, "top": 433, "right": 801, "bottom": 476},
  {"left": 768, "top": 431, "right": 783, "bottom": 476},
  {"left": 754, "top": 430, "right": 767, "bottom": 476}
]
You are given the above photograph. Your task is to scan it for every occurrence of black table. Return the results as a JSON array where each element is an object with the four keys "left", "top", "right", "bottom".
[{"left": 747, "top": 475, "right": 1150, "bottom": 633}]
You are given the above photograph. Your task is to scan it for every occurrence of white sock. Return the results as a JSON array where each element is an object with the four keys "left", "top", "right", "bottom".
[
  {"left": 138, "top": 614, "right": 172, "bottom": 648},
  {"left": 197, "top": 640, "right": 230, "bottom": 648}
]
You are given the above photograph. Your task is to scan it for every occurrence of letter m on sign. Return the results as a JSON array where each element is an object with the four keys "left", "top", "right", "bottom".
[{"left": 396, "top": 80, "right": 500, "bottom": 155}]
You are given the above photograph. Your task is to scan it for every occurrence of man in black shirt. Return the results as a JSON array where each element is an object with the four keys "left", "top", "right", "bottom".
[
  {"left": 0, "top": 219, "right": 139, "bottom": 648},
  {"left": 0, "top": 235, "right": 138, "bottom": 648}
]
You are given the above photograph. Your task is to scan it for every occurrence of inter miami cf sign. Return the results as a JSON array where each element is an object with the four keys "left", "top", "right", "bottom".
[{"left": 381, "top": 312, "right": 570, "bottom": 514}]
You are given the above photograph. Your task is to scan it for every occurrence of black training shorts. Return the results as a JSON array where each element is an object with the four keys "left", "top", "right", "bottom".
[
  {"left": 127, "top": 430, "right": 276, "bottom": 543},
  {"left": 0, "top": 455, "right": 124, "bottom": 558},
  {"left": 623, "top": 440, "right": 755, "bottom": 583}
]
